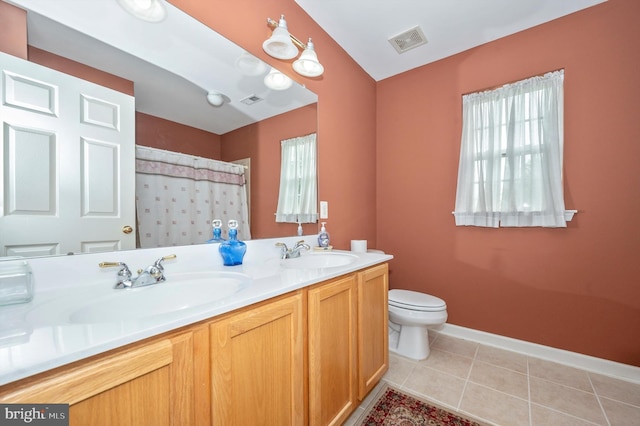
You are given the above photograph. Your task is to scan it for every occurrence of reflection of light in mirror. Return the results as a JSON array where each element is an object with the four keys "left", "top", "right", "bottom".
[
  {"left": 206, "top": 91, "right": 227, "bottom": 107},
  {"left": 264, "top": 68, "right": 293, "bottom": 91},
  {"left": 235, "top": 52, "right": 268, "bottom": 76},
  {"left": 116, "top": 0, "right": 166, "bottom": 22}
]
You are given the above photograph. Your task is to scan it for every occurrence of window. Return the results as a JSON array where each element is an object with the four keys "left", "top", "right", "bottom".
[
  {"left": 275, "top": 133, "right": 317, "bottom": 223},
  {"left": 454, "top": 70, "right": 568, "bottom": 227}
]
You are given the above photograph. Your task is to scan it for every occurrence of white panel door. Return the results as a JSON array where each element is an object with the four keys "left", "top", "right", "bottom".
[{"left": 0, "top": 52, "right": 135, "bottom": 256}]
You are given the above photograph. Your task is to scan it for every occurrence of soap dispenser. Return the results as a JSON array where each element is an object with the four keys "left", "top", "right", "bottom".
[
  {"left": 317, "top": 222, "right": 330, "bottom": 248},
  {"left": 207, "top": 219, "right": 225, "bottom": 243},
  {"left": 218, "top": 220, "right": 247, "bottom": 266}
]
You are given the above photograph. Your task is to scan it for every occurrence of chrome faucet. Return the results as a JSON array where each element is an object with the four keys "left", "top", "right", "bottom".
[
  {"left": 99, "top": 254, "right": 176, "bottom": 289},
  {"left": 275, "top": 240, "right": 311, "bottom": 259}
]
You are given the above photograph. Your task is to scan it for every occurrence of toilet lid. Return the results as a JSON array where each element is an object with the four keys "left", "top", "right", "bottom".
[{"left": 389, "top": 289, "right": 446, "bottom": 312}]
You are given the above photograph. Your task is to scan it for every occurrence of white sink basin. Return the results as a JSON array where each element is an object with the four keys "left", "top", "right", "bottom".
[
  {"left": 280, "top": 252, "right": 358, "bottom": 269},
  {"left": 28, "top": 271, "right": 251, "bottom": 325}
]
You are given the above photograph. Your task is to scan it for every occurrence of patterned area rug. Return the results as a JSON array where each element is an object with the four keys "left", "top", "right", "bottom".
[{"left": 357, "top": 383, "right": 489, "bottom": 426}]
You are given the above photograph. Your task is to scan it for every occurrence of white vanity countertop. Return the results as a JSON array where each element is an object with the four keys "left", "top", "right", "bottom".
[{"left": 0, "top": 236, "right": 392, "bottom": 386}]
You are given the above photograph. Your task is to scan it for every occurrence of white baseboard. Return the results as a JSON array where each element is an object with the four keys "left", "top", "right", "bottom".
[{"left": 438, "top": 323, "right": 640, "bottom": 384}]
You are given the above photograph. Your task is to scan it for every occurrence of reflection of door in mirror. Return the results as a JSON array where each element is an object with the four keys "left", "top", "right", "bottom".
[{"left": 0, "top": 52, "right": 136, "bottom": 257}]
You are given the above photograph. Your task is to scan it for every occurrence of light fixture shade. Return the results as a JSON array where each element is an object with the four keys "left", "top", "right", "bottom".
[
  {"left": 264, "top": 68, "right": 293, "bottom": 91},
  {"left": 292, "top": 38, "right": 324, "bottom": 77},
  {"left": 263, "top": 15, "right": 298, "bottom": 60},
  {"left": 235, "top": 52, "right": 268, "bottom": 76},
  {"left": 116, "top": 0, "right": 167, "bottom": 22},
  {"left": 206, "top": 91, "right": 229, "bottom": 107}
]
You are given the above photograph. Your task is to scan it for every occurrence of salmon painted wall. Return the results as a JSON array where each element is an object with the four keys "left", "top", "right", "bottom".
[
  {"left": 377, "top": 0, "right": 640, "bottom": 366},
  {"left": 136, "top": 112, "right": 221, "bottom": 159},
  {"left": 221, "top": 104, "right": 317, "bottom": 239},
  {"left": 168, "top": 0, "right": 378, "bottom": 249},
  {"left": 0, "top": 1, "right": 26, "bottom": 59}
]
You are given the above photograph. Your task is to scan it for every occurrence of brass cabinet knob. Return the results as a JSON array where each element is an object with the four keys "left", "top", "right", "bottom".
[{"left": 122, "top": 225, "right": 133, "bottom": 234}]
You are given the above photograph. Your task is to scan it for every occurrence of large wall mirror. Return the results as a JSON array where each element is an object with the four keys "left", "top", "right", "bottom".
[{"left": 1, "top": 0, "right": 318, "bottom": 258}]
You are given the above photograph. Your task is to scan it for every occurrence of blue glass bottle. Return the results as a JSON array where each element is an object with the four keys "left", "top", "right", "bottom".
[
  {"left": 218, "top": 220, "right": 247, "bottom": 266},
  {"left": 207, "top": 219, "right": 226, "bottom": 243}
]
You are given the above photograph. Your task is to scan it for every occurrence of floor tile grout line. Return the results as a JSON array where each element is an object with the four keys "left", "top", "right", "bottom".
[
  {"left": 587, "top": 372, "right": 611, "bottom": 426},
  {"left": 530, "top": 374, "right": 603, "bottom": 395},
  {"left": 456, "top": 344, "right": 479, "bottom": 411},
  {"left": 598, "top": 395, "right": 640, "bottom": 410},
  {"left": 529, "top": 402, "right": 604, "bottom": 426}
]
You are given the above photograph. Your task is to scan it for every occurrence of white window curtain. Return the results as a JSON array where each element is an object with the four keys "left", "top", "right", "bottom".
[
  {"left": 454, "top": 70, "right": 566, "bottom": 228},
  {"left": 275, "top": 133, "right": 318, "bottom": 223},
  {"left": 135, "top": 145, "right": 250, "bottom": 248}
]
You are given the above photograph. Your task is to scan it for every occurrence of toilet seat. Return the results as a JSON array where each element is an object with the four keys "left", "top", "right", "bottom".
[{"left": 389, "top": 289, "right": 446, "bottom": 312}]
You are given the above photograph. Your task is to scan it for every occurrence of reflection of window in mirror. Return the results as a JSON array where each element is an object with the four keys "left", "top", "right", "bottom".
[{"left": 275, "top": 133, "right": 318, "bottom": 223}]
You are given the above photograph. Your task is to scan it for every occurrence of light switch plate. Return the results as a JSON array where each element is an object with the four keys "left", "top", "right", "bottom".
[{"left": 320, "top": 201, "right": 328, "bottom": 219}]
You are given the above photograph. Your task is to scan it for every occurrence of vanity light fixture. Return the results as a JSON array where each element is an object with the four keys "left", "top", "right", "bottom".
[
  {"left": 116, "top": 0, "right": 167, "bottom": 22},
  {"left": 263, "top": 15, "right": 299, "bottom": 60},
  {"left": 263, "top": 15, "right": 325, "bottom": 78},
  {"left": 264, "top": 67, "right": 293, "bottom": 91},
  {"left": 292, "top": 38, "right": 324, "bottom": 78}
]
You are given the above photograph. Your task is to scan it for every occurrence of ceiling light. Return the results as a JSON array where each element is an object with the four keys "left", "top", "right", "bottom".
[
  {"left": 262, "top": 15, "right": 298, "bottom": 60},
  {"left": 264, "top": 15, "right": 325, "bottom": 78},
  {"left": 235, "top": 52, "right": 268, "bottom": 76},
  {"left": 206, "top": 91, "right": 229, "bottom": 107},
  {"left": 264, "top": 68, "right": 293, "bottom": 91},
  {"left": 292, "top": 38, "right": 324, "bottom": 78},
  {"left": 116, "top": 0, "right": 167, "bottom": 22}
]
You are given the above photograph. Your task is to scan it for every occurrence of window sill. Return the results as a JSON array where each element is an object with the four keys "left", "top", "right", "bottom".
[
  {"left": 451, "top": 210, "right": 578, "bottom": 221},
  {"left": 564, "top": 210, "right": 577, "bottom": 221}
]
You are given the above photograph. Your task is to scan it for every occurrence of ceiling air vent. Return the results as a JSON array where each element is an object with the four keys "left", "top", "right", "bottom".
[
  {"left": 240, "top": 94, "right": 263, "bottom": 105},
  {"left": 388, "top": 26, "right": 428, "bottom": 54}
]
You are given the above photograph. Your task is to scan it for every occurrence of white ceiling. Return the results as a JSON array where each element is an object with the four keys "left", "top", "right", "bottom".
[
  {"left": 4, "top": 0, "right": 606, "bottom": 133},
  {"left": 295, "top": 0, "right": 606, "bottom": 81}
]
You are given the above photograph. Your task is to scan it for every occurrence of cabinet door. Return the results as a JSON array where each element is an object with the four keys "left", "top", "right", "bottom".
[
  {"left": 0, "top": 331, "right": 202, "bottom": 425},
  {"left": 308, "top": 274, "right": 357, "bottom": 426},
  {"left": 210, "top": 292, "right": 304, "bottom": 426},
  {"left": 357, "top": 263, "right": 389, "bottom": 399}
]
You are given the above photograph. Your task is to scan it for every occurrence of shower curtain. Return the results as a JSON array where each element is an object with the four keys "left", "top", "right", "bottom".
[{"left": 135, "top": 145, "right": 250, "bottom": 248}]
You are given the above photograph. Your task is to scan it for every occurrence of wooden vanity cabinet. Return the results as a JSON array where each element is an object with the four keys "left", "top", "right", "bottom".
[
  {"left": 209, "top": 291, "right": 305, "bottom": 426},
  {"left": 0, "top": 327, "right": 209, "bottom": 425},
  {"left": 307, "top": 263, "right": 389, "bottom": 425},
  {"left": 308, "top": 274, "right": 358, "bottom": 426},
  {"left": 0, "top": 263, "right": 388, "bottom": 426},
  {"left": 357, "top": 263, "right": 389, "bottom": 399}
]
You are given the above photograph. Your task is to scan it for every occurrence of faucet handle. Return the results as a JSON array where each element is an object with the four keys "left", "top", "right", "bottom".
[
  {"left": 99, "top": 261, "right": 132, "bottom": 275},
  {"left": 154, "top": 254, "right": 177, "bottom": 268},
  {"left": 148, "top": 254, "right": 176, "bottom": 280},
  {"left": 99, "top": 261, "right": 133, "bottom": 288}
]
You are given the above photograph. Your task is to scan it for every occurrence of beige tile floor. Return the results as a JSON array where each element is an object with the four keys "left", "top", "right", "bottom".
[{"left": 345, "top": 332, "right": 640, "bottom": 426}]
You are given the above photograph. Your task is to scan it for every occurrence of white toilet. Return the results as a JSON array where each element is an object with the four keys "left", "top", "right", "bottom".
[{"left": 388, "top": 289, "right": 448, "bottom": 360}]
